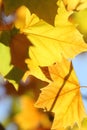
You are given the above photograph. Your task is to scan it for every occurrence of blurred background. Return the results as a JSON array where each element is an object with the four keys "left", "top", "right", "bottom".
[{"left": 0, "top": 75, "right": 54, "bottom": 130}]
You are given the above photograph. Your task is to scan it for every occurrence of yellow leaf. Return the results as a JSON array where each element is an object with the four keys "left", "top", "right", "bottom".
[
  {"left": 63, "top": 0, "right": 87, "bottom": 11},
  {"left": 35, "top": 57, "right": 86, "bottom": 129},
  {"left": 69, "top": 9, "right": 87, "bottom": 36},
  {"left": 22, "top": 59, "right": 51, "bottom": 82},
  {"left": 15, "top": 4, "right": 87, "bottom": 82}
]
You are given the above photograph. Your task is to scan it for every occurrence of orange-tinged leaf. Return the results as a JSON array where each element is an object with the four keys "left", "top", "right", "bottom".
[{"left": 35, "top": 57, "right": 86, "bottom": 129}]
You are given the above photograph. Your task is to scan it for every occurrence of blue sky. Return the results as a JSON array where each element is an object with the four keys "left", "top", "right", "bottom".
[{"left": 72, "top": 52, "right": 87, "bottom": 112}]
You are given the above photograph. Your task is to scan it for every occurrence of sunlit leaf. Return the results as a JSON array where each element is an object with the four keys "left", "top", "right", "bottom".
[
  {"left": 69, "top": 117, "right": 87, "bottom": 130},
  {"left": 22, "top": 59, "right": 51, "bottom": 83},
  {"left": 15, "top": 4, "right": 87, "bottom": 81},
  {"left": 35, "top": 57, "right": 86, "bottom": 129},
  {"left": 17, "top": 4, "right": 87, "bottom": 62},
  {"left": 63, "top": 0, "right": 87, "bottom": 11},
  {"left": 69, "top": 8, "right": 87, "bottom": 42},
  {"left": 3, "top": 0, "right": 58, "bottom": 25}
]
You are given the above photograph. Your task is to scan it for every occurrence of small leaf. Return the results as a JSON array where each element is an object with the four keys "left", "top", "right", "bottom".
[
  {"left": 69, "top": 9, "right": 87, "bottom": 36},
  {"left": 0, "top": 42, "right": 13, "bottom": 76},
  {"left": 5, "top": 66, "right": 24, "bottom": 89}
]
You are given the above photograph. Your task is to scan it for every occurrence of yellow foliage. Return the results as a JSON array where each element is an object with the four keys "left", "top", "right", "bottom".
[
  {"left": 63, "top": 0, "right": 87, "bottom": 11},
  {"left": 35, "top": 57, "right": 86, "bottom": 129},
  {"left": 14, "top": 4, "right": 87, "bottom": 82}
]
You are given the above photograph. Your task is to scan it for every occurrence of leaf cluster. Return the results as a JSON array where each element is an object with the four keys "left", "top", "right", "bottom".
[{"left": 0, "top": 0, "right": 87, "bottom": 129}]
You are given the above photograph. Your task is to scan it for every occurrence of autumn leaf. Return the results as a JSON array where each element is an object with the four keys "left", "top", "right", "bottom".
[
  {"left": 35, "top": 57, "right": 86, "bottom": 129},
  {"left": 14, "top": 3, "right": 87, "bottom": 82},
  {"left": 69, "top": 8, "right": 87, "bottom": 42},
  {"left": 17, "top": 4, "right": 87, "bottom": 63},
  {"left": 63, "top": 0, "right": 87, "bottom": 11}
]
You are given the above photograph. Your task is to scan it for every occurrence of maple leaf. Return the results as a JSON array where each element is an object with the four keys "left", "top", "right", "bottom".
[
  {"left": 15, "top": 4, "right": 87, "bottom": 65},
  {"left": 63, "top": 0, "right": 87, "bottom": 11},
  {"left": 15, "top": 3, "right": 87, "bottom": 82},
  {"left": 35, "top": 57, "right": 86, "bottom": 129}
]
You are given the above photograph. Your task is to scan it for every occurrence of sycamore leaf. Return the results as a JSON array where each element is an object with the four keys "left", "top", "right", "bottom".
[
  {"left": 3, "top": 0, "right": 58, "bottom": 25},
  {"left": 20, "top": 5, "right": 87, "bottom": 62},
  {"left": 15, "top": 4, "right": 87, "bottom": 81},
  {"left": 35, "top": 57, "right": 86, "bottom": 129},
  {"left": 63, "top": 0, "right": 87, "bottom": 11}
]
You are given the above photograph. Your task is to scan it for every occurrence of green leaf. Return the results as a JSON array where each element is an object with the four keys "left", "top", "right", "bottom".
[
  {"left": 5, "top": 67, "right": 24, "bottom": 90},
  {"left": 5, "top": 67, "right": 24, "bottom": 83},
  {"left": 0, "top": 42, "right": 13, "bottom": 76},
  {"left": 0, "top": 42, "right": 24, "bottom": 89},
  {"left": 0, "top": 28, "right": 19, "bottom": 46},
  {"left": 69, "top": 9, "right": 87, "bottom": 35},
  {"left": 0, "top": 31, "right": 11, "bottom": 46},
  {"left": 3, "top": 0, "right": 58, "bottom": 25}
]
